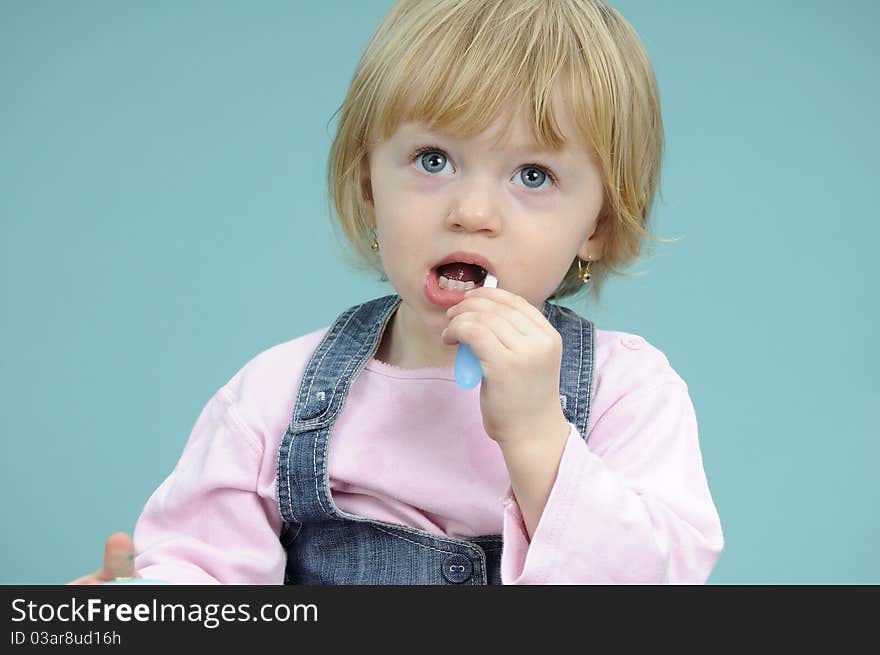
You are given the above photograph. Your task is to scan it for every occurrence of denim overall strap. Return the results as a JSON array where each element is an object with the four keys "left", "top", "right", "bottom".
[
  {"left": 277, "top": 294, "right": 403, "bottom": 526},
  {"left": 276, "top": 294, "right": 594, "bottom": 584},
  {"left": 540, "top": 301, "right": 596, "bottom": 443}
]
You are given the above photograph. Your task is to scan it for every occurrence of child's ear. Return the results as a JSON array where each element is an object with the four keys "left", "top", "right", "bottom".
[
  {"left": 361, "top": 176, "right": 374, "bottom": 204},
  {"left": 359, "top": 159, "right": 374, "bottom": 205},
  {"left": 577, "top": 241, "right": 601, "bottom": 263},
  {"left": 579, "top": 210, "right": 607, "bottom": 261}
]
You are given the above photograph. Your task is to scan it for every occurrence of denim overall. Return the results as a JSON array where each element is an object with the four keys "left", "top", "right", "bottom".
[{"left": 277, "top": 294, "right": 595, "bottom": 585}]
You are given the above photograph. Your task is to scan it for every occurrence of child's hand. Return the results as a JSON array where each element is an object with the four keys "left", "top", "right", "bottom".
[
  {"left": 442, "top": 287, "right": 569, "bottom": 447},
  {"left": 67, "top": 532, "right": 142, "bottom": 585}
]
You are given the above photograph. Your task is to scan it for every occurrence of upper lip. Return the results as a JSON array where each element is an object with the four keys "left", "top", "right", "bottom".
[{"left": 432, "top": 251, "right": 495, "bottom": 278}]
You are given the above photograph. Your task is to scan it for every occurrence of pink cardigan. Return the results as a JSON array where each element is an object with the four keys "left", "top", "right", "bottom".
[{"left": 133, "top": 325, "right": 724, "bottom": 584}]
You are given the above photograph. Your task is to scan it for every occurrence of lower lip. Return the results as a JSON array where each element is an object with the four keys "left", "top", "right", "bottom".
[{"left": 424, "top": 270, "right": 481, "bottom": 308}]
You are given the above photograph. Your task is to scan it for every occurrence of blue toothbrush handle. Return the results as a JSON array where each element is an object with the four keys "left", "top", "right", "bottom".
[
  {"left": 452, "top": 272, "right": 497, "bottom": 390},
  {"left": 455, "top": 342, "right": 483, "bottom": 389}
]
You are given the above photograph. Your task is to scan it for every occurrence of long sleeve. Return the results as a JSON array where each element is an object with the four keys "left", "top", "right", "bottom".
[
  {"left": 132, "top": 384, "right": 287, "bottom": 584},
  {"left": 499, "top": 378, "right": 724, "bottom": 584}
]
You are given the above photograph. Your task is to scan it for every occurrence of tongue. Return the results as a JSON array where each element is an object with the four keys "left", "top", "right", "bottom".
[{"left": 437, "top": 262, "right": 484, "bottom": 283}]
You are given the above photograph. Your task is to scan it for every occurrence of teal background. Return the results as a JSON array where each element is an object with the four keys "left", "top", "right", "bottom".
[{"left": 2, "top": 0, "right": 877, "bottom": 584}]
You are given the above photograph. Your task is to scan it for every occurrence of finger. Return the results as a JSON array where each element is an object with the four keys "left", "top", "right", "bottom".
[
  {"left": 444, "top": 311, "right": 525, "bottom": 353},
  {"left": 96, "top": 532, "right": 138, "bottom": 582},
  {"left": 447, "top": 297, "right": 534, "bottom": 337},
  {"left": 463, "top": 287, "right": 552, "bottom": 332}
]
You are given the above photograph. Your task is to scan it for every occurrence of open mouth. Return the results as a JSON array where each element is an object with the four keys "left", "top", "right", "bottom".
[{"left": 433, "top": 262, "right": 488, "bottom": 291}]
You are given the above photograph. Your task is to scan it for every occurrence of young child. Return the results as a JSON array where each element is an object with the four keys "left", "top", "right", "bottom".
[{"left": 71, "top": 0, "right": 723, "bottom": 585}]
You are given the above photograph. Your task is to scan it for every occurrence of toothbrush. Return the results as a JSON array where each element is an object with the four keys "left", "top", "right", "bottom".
[{"left": 454, "top": 273, "right": 498, "bottom": 389}]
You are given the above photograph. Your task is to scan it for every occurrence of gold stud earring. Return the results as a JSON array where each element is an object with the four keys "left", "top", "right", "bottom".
[
  {"left": 370, "top": 228, "right": 379, "bottom": 252},
  {"left": 577, "top": 254, "right": 592, "bottom": 283}
]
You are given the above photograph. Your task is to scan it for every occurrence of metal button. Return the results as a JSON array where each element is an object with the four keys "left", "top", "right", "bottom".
[
  {"left": 299, "top": 390, "right": 330, "bottom": 420},
  {"left": 441, "top": 554, "right": 473, "bottom": 584}
]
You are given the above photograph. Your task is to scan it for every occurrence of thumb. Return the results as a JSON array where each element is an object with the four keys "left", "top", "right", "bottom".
[{"left": 97, "top": 532, "right": 139, "bottom": 582}]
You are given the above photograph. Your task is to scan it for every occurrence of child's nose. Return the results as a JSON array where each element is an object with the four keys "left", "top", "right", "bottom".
[{"left": 446, "top": 181, "right": 501, "bottom": 233}]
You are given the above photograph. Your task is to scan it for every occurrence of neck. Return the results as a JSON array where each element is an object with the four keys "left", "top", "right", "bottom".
[{"left": 375, "top": 302, "right": 458, "bottom": 369}]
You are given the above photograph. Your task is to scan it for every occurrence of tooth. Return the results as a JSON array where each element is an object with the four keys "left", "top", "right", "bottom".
[{"left": 438, "top": 275, "right": 476, "bottom": 291}]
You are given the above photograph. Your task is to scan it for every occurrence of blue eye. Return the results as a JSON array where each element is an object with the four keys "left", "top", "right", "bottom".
[
  {"left": 519, "top": 167, "right": 548, "bottom": 189},
  {"left": 412, "top": 145, "right": 556, "bottom": 189},
  {"left": 417, "top": 150, "right": 449, "bottom": 174}
]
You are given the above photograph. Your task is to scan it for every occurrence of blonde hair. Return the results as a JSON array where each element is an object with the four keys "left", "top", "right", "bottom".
[{"left": 327, "top": 0, "right": 673, "bottom": 305}]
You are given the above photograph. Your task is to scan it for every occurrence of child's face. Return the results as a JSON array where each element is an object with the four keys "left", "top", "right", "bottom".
[{"left": 365, "top": 96, "right": 605, "bottom": 333}]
